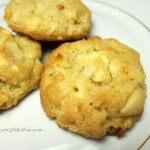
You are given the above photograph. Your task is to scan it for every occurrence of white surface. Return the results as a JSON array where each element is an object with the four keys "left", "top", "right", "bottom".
[
  {"left": 0, "top": 0, "right": 150, "bottom": 150},
  {"left": 99, "top": 0, "right": 150, "bottom": 30}
]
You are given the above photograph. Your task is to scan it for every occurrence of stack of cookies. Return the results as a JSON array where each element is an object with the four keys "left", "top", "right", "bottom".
[{"left": 0, "top": 0, "right": 146, "bottom": 139}]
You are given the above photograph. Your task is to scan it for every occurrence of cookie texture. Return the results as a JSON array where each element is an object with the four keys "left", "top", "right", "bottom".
[
  {"left": 4, "top": 0, "right": 91, "bottom": 41},
  {"left": 0, "top": 27, "right": 43, "bottom": 109},
  {"left": 40, "top": 36, "right": 146, "bottom": 139}
]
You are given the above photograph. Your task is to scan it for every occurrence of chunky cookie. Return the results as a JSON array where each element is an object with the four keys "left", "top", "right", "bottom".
[
  {"left": 0, "top": 27, "right": 43, "bottom": 109},
  {"left": 4, "top": 0, "right": 91, "bottom": 41},
  {"left": 40, "top": 36, "right": 146, "bottom": 139}
]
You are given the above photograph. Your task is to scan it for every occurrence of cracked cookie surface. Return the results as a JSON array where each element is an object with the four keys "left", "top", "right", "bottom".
[
  {"left": 40, "top": 36, "right": 146, "bottom": 138},
  {"left": 0, "top": 27, "right": 43, "bottom": 109},
  {"left": 4, "top": 0, "right": 91, "bottom": 41}
]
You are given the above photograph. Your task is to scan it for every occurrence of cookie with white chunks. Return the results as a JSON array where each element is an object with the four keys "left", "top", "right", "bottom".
[
  {"left": 0, "top": 27, "right": 43, "bottom": 109},
  {"left": 40, "top": 36, "right": 146, "bottom": 139},
  {"left": 4, "top": 0, "right": 91, "bottom": 41}
]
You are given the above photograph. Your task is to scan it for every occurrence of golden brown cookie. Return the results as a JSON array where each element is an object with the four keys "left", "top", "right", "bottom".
[
  {"left": 0, "top": 27, "right": 43, "bottom": 109},
  {"left": 40, "top": 36, "right": 146, "bottom": 139},
  {"left": 4, "top": 0, "right": 91, "bottom": 41}
]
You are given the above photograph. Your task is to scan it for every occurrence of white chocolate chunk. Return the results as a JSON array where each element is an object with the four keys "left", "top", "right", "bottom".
[
  {"left": 120, "top": 87, "right": 145, "bottom": 116},
  {"left": 77, "top": 52, "right": 111, "bottom": 83},
  {"left": 82, "top": 66, "right": 95, "bottom": 77},
  {"left": 91, "top": 69, "right": 105, "bottom": 82}
]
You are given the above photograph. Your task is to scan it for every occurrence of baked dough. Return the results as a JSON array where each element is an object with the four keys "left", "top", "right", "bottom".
[
  {"left": 4, "top": 0, "right": 91, "bottom": 41},
  {"left": 40, "top": 36, "right": 146, "bottom": 138},
  {"left": 0, "top": 27, "right": 43, "bottom": 109}
]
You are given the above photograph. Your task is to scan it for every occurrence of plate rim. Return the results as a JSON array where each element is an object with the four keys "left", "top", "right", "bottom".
[{"left": 85, "top": 0, "right": 150, "bottom": 33}]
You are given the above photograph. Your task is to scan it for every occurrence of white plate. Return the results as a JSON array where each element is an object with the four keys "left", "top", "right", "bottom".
[{"left": 0, "top": 0, "right": 150, "bottom": 150}]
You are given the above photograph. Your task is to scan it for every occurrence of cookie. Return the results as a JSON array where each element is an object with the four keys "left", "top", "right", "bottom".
[
  {"left": 4, "top": 0, "right": 91, "bottom": 41},
  {"left": 0, "top": 27, "right": 43, "bottom": 109},
  {"left": 40, "top": 36, "right": 146, "bottom": 139}
]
